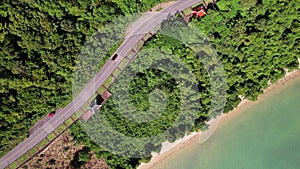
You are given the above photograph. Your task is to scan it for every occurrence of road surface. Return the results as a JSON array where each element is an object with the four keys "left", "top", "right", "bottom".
[{"left": 0, "top": 0, "right": 202, "bottom": 168}]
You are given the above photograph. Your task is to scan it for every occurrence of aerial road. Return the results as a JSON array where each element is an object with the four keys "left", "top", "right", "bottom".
[{"left": 0, "top": 0, "right": 202, "bottom": 168}]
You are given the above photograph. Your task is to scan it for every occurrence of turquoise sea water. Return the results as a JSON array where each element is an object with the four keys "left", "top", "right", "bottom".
[{"left": 154, "top": 78, "right": 300, "bottom": 169}]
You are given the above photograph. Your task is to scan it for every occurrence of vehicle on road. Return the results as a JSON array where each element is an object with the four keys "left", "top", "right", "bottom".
[{"left": 48, "top": 111, "right": 56, "bottom": 117}]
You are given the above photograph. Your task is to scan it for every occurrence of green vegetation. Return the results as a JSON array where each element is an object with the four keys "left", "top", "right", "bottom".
[
  {"left": 9, "top": 161, "right": 18, "bottom": 169},
  {"left": 119, "top": 58, "right": 130, "bottom": 69},
  {"left": 191, "top": 0, "right": 299, "bottom": 112},
  {"left": 0, "top": 0, "right": 167, "bottom": 158},
  {"left": 71, "top": 147, "right": 91, "bottom": 168},
  {"left": 70, "top": 122, "right": 146, "bottom": 169},
  {"left": 54, "top": 123, "right": 67, "bottom": 136},
  {"left": 103, "top": 76, "right": 114, "bottom": 88},
  {"left": 28, "top": 147, "right": 38, "bottom": 156},
  {"left": 70, "top": 16, "right": 222, "bottom": 168},
  {"left": 65, "top": 118, "right": 74, "bottom": 126},
  {"left": 71, "top": 0, "right": 299, "bottom": 168},
  {"left": 47, "top": 133, "right": 56, "bottom": 141},
  {"left": 17, "top": 153, "right": 30, "bottom": 164},
  {"left": 97, "top": 86, "right": 106, "bottom": 95},
  {"left": 0, "top": 0, "right": 299, "bottom": 169},
  {"left": 36, "top": 138, "right": 49, "bottom": 150}
]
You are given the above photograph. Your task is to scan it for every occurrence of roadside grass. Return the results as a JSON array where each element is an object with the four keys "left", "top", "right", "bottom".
[
  {"left": 118, "top": 58, "right": 130, "bottom": 69},
  {"left": 47, "top": 133, "right": 56, "bottom": 141},
  {"left": 36, "top": 139, "right": 49, "bottom": 150},
  {"left": 28, "top": 147, "right": 37, "bottom": 156},
  {"left": 65, "top": 118, "right": 74, "bottom": 126},
  {"left": 17, "top": 153, "right": 30, "bottom": 164},
  {"left": 54, "top": 124, "right": 67, "bottom": 135},
  {"left": 103, "top": 76, "right": 114, "bottom": 88},
  {"left": 97, "top": 86, "right": 106, "bottom": 95},
  {"left": 9, "top": 161, "right": 18, "bottom": 169}
]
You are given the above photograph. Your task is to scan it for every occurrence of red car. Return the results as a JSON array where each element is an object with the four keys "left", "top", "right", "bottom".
[{"left": 48, "top": 111, "right": 56, "bottom": 117}]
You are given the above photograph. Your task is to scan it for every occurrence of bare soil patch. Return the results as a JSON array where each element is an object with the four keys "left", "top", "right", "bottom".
[{"left": 22, "top": 130, "right": 109, "bottom": 169}]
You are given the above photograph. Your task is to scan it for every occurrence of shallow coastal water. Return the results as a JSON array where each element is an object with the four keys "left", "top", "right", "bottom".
[{"left": 154, "top": 78, "right": 300, "bottom": 169}]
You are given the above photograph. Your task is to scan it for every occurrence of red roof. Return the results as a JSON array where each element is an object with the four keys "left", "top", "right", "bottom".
[
  {"left": 192, "top": 10, "right": 206, "bottom": 18},
  {"left": 192, "top": 5, "right": 206, "bottom": 18},
  {"left": 197, "top": 10, "right": 206, "bottom": 17}
]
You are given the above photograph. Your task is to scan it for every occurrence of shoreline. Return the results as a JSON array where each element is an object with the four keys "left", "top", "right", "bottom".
[{"left": 138, "top": 69, "right": 300, "bottom": 169}]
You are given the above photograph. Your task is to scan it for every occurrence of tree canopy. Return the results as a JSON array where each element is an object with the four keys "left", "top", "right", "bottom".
[
  {"left": 0, "top": 0, "right": 299, "bottom": 168},
  {"left": 0, "top": 0, "right": 167, "bottom": 158}
]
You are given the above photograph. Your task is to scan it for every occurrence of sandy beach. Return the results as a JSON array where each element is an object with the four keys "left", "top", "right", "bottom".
[{"left": 138, "top": 69, "right": 300, "bottom": 169}]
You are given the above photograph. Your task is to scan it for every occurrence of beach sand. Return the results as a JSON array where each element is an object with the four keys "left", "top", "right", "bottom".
[{"left": 138, "top": 69, "right": 300, "bottom": 169}]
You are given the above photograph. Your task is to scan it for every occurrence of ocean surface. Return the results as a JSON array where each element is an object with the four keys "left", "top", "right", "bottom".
[{"left": 154, "top": 77, "right": 300, "bottom": 169}]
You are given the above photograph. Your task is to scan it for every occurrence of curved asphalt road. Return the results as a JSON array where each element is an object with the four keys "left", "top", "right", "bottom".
[{"left": 0, "top": 0, "right": 202, "bottom": 168}]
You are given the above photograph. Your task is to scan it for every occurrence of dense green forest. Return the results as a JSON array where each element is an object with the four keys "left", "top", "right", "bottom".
[
  {"left": 194, "top": 0, "right": 299, "bottom": 111},
  {"left": 71, "top": 14, "right": 227, "bottom": 168},
  {"left": 71, "top": 0, "right": 300, "bottom": 168},
  {"left": 1, "top": 0, "right": 299, "bottom": 168},
  {"left": 0, "top": 0, "right": 168, "bottom": 158}
]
